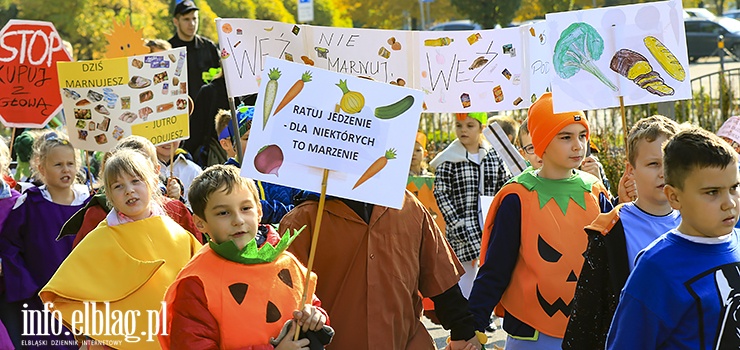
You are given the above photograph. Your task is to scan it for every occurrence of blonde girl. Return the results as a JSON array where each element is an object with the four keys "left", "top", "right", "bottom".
[
  {"left": 0, "top": 130, "right": 89, "bottom": 348},
  {"left": 40, "top": 149, "right": 201, "bottom": 350},
  {"left": 430, "top": 113, "right": 510, "bottom": 298}
]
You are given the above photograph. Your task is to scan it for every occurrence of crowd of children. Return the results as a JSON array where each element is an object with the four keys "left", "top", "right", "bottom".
[{"left": 0, "top": 84, "right": 738, "bottom": 350}]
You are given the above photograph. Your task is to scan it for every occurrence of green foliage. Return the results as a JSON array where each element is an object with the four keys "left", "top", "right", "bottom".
[
  {"left": 194, "top": 0, "right": 220, "bottom": 44},
  {"left": 451, "top": 0, "right": 521, "bottom": 28},
  {"left": 539, "top": 0, "right": 574, "bottom": 13},
  {"left": 255, "top": 0, "right": 295, "bottom": 23},
  {"left": 0, "top": 1, "right": 18, "bottom": 28},
  {"left": 720, "top": 73, "right": 733, "bottom": 128},
  {"left": 281, "top": 0, "right": 351, "bottom": 27},
  {"left": 591, "top": 128, "right": 624, "bottom": 198},
  {"left": 208, "top": 0, "right": 256, "bottom": 19}
]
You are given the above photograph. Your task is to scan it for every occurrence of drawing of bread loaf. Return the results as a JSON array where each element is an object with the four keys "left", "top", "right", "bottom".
[
  {"left": 644, "top": 36, "right": 685, "bottom": 82},
  {"left": 610, "top": 49, "right": 674, "bottom": 97}
]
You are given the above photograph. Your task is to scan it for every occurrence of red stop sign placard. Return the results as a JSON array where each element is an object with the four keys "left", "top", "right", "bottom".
[{"left": 0, "top": 20, "right": 71, "bottom": 128}]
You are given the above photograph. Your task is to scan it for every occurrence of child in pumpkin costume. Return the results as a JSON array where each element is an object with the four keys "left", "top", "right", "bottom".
[
  {"left": 468, "top": 92, "right": 612, "bottom": 349},
  {"left": 562, "top": 115, "right": 682, "bottom": 349},
  {"left": 607, "top": 128, "right": 740, "bottom": 349},
  {"left": 160, "top": 165, "right": 332, "bottom": 349},
  {"left": 39, "top": 150, "right": 202, "bottom": 350}
]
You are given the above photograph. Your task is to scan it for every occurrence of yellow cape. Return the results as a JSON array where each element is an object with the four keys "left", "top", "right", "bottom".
[{"left": 40, "top": 216, "right": 202, "bottom": 349}]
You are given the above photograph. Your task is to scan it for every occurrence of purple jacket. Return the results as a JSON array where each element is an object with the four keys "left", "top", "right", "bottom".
[{"left": 0, "top": 186, "right": 88, "bottom": 302}]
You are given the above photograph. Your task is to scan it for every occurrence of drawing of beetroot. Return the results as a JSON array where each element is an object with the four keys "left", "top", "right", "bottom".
[{"left": 254, "top": 144, "right": 283, "bottom": 176}]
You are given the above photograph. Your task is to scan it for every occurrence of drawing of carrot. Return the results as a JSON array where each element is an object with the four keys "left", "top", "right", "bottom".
[
  {"left": 272, "top": 71, "right": 312, "bottom": 116},
  {"left": 263, "top": 68, "right": 281, "bottom": 130},
  {"left": 353, "top": 148, "right": 396, "bottom": 189}
]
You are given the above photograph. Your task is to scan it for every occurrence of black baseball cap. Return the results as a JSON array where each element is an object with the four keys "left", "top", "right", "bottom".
[{"left": 174, "top": 0, "right": 199, "bottom": 16}]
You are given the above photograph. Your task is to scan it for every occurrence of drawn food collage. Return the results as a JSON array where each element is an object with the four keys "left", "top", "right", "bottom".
[
  {"left": 58, "top": 48, "right": 189, "bottom": 151},
  {"left": 217, "top": 0, "right": 689, "bottom": 114},
  {"left": 546, "top": 0, "right": 690, "bottom": 111}
]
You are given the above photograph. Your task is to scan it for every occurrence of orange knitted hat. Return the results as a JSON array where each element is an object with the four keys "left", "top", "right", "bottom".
[{"left": 528, "top": 92, "right": 588, "bottom": 157}]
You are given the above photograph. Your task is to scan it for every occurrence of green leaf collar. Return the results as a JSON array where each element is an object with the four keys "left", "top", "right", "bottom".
[
  {"left": 210, "top": 226, "right": 305, "bottom": 264},
  {"left": 512, "top": 170, "right": 597, "bottom": 215}
]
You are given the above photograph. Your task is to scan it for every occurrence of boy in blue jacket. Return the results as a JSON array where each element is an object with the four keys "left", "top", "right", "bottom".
[{"left": 607, "top": 127, "right": 740, "bottom": 349}]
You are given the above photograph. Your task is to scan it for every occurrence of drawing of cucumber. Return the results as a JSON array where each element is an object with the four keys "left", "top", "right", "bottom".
[{"left": 374, "top": 95, "right": 414, "bottom": 119}]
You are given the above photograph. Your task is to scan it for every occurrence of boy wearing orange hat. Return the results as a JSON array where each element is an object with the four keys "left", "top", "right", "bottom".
[{"left": 468, "top": 93, "right": 612, "bottom": 349}]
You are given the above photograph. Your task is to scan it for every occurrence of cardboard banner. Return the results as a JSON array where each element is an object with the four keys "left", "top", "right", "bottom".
[
  {"left": 305, "top": 25, "right": 415, "bottom": 87},
  {"left": 0, "top": 20, "right": 72, "bottom": 128},
  {"left": 241, "top": 57, "right": 423, "bottom": 209},
  {"left": 546, "top": 0, "right": 690, "bottom": 112},
  {"left": 216, "top": 19, "right": 305, "bottom": 97},
  {"left": 418, "top": 26, "right": 528, "bottom": 112},
  {"left": 58, "top": 47, "right": 189, "bottom": 152},
  {"left": 216, "top": 18, "right": 551, "bottom": 113}
]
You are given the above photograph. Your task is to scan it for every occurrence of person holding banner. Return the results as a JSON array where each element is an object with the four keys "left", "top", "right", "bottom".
[
  {"left": 429, "top": 112, "right": 511, "bottom": 298},
  {"left": 281, "top": 191, "right": 484, "bottom": 350},
  {"left": 469, "top": 93, "right": 612, "bottom": 349},
  {"left": 161, "top": 165, "right": 333, "bottom": 350},
  {"left": 0, "top": 131, "right": 90, "bottom": 349}
]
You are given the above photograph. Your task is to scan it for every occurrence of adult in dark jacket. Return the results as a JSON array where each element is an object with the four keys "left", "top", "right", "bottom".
[{"left": 168, "top": 0, "right": 220, "bottom": 102}]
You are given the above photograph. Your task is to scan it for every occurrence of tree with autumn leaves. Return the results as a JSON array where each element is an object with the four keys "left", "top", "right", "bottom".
[
  {"left": 0, "top": 0, "right": 354, "bottom": 60},
  {"left": 0, "top": 0, "right": 707, "bottom": 60}
]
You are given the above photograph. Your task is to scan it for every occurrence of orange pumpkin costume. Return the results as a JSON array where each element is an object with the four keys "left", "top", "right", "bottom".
[
  {"left": 470, "top": 170, "right": 609, "bottom": 339},
  {"left": 160, "top": 226, "right": 326, "bottom": 349}
]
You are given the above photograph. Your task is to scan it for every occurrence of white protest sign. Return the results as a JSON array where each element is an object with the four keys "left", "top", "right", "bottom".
[
  {"left": 216, "top": 18, "right": 551, "bottom": 113},
  {"left": 58, "top": 48, "right": 189, "bottom": 151},
  {"left": 521, "top": 21, "right": 552, "bottom": 107},
  {"left": 242, "top": 57, "right": 424, "bottom": 209},
  {"left": 417, "top": 27, "right": 526, "bottom": 112},
  {"left": 546, "top": 0, "right": 690, "bottom": 112},
  {"left": 216, "top": 18, "right": 306, "bottom": 97},
  {"left": 304, "top": 25, "right": 415, "bottom": 86}
]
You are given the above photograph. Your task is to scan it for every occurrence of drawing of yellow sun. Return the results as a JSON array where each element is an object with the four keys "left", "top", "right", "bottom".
[{"left": 104, "top": 18, "right": 148, "bottom": 58}]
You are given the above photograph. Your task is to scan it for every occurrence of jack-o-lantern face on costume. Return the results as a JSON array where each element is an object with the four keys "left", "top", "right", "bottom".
[
  {"left": 477, "top": 171, "right": 605, "bottom": 338},
  {"left": 536, "top": 235, "right": 581, "bottom": 317},
  {"left": 227, "top": 267, "right": 301, "bottom": 325}
]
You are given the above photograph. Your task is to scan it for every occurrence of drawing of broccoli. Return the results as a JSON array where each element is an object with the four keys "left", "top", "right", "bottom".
[{"left": 553, "top": 22, "right": 618, "bottom": 91}]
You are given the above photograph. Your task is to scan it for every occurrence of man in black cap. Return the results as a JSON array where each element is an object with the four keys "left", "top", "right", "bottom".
[{"left": 169, "top": 0, "right": 220, "bottom": 101}]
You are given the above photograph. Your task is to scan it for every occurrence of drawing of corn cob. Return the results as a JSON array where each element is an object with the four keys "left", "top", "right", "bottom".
[
  {"left": 644, "top": 36, "right": 685, "bottom": 82},
  {"left": 610, "top": 49, "right": 674, "bottom": 97}
]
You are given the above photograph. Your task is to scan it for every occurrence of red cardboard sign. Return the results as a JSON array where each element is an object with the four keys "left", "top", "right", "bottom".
[{"left": 0, "top": 20, "right": 71, "bottom": 127}]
